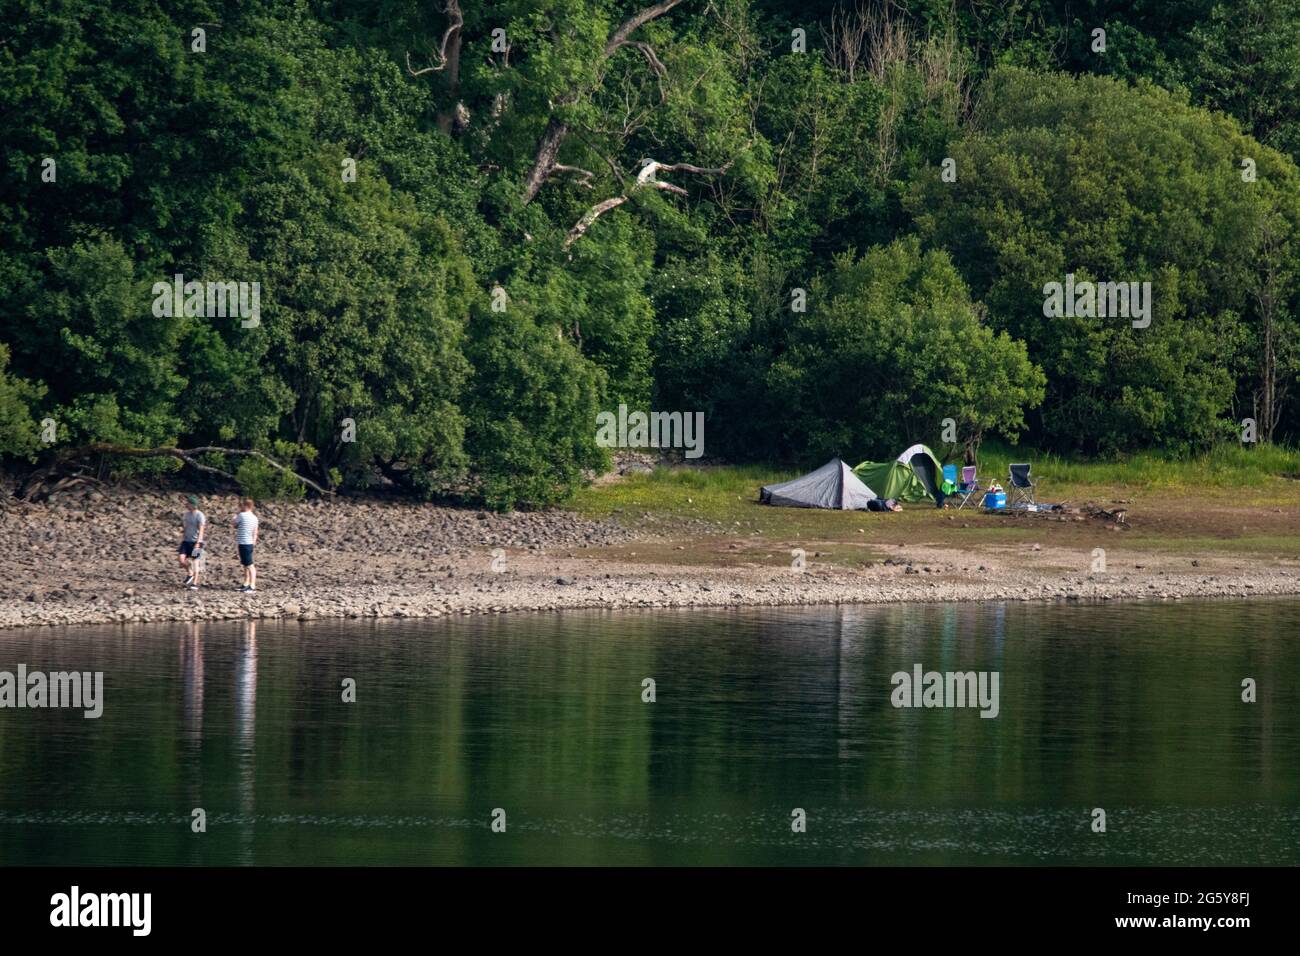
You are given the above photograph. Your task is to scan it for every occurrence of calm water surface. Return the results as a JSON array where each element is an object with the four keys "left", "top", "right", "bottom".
[{"left": 1, "top": 600, "right": 1298, "bottom": 865}]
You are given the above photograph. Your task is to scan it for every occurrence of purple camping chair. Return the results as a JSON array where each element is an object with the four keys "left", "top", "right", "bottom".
[{"left": 955, "top": 465, "right": 980, "bottom": 511}]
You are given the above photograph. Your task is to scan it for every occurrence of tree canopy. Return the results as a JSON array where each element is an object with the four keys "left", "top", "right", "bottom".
[{"left": 3, "top": 0, "right": 1298, "bottom": 504}]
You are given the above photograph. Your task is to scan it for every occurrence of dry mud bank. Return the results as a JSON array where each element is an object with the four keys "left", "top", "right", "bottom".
[{"left": 2, "top": 489, "right": 1299, "bottom": 629}]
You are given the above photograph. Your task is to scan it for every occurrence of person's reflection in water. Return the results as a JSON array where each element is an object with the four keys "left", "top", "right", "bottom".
[
  {"left": 180, "top": 621, "right": 205, "bottom": 746},
  {"left": 180, "top": 621, "right": 206, "bottom": 865},
  {"left": 235, "top": 620, "right": 258, "bottom": 864}
]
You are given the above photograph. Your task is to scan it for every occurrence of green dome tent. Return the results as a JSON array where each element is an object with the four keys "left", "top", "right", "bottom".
[{"left": 852, "top": 444, "right": 944, "bottom": 504}]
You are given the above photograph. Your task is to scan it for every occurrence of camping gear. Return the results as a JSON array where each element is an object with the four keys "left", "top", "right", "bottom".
[
  {"left": 982, "top": 490, "right": 1007, "bottom": 510},
  {"left": 941, "top": 464, "right": 958, "bottom": 498},
  {"left": 760, "top": 458, "right": 877, "bottom": 510},
  {"left": 1084, "top": 504, "right": 1127, "bottom": 524},
  {"left": 1008, "top": 463, "right": 1037, "bottom": 508},
  {"left": 853, "top": 444, "right": 944, "bottom": 505},
  {"left": 955, "top": 466, "right": 980, "bottom": 511}
]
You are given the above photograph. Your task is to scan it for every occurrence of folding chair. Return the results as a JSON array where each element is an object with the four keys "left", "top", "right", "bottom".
[
  {"left": 941, "top": 464, "right": 958, "bottom": 507},
  {"left": 1007, "top": 463, "right": 1037, "bottom": 508},
  {"left": 955, "top": 465, "right": 981, "bottom": 510}
]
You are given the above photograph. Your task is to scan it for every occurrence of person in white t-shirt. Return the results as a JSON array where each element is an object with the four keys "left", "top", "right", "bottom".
[{"left": 233, "top": 498, "right": 260, "bottom": 593}]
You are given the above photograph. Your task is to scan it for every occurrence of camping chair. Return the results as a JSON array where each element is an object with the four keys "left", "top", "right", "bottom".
[
  {"left": 941, "top": 464, "right": 958, "bottom": 506},
  {"left": 955, "top": 466, "right": 980, "bottom": 510},
  {"left": 1007, "top": 463, "right": 1037, "bottom": 508}
]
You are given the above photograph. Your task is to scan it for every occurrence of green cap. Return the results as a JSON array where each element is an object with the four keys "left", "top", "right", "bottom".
[{"left": 187, "top": 495, "right": 200, "bottom": 507}]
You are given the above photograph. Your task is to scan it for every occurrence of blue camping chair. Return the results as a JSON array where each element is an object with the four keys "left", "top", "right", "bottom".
[
  {"left": 1008, "top": 463, "right": 1037, "bottom": 508},
  {"left": 940, "top": 463, "right": 958, "bottom": 509}
]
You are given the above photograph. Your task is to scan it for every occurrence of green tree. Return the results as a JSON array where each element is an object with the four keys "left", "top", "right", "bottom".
[
  {"left": 767, "top": 238, "right": 1044, "bottom": 463},
  {"left": 910, "top": 67, "right": 1300, "bottom": 452},
  {"left": 227, "top": 157, "right": 474, "bottom": 491},
  {"left": 22, "top": 237, "right": 185, "bottom": 448},
  {"left": 463, "top": 301, "right": 606, "bottom": 510},
  {"left": 0, "top": 343, "right": 45, "bottom": 456},
  {"left": 1188, "top": 0, "right": 1300, "bottom": 160}
]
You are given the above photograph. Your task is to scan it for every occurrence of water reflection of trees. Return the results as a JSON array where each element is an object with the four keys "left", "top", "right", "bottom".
[{"left": 160, "top": 603, "right": 1300, "bottom": 864}]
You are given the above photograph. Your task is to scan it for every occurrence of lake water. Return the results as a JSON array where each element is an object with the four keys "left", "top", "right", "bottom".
[{"left": 1, "top": 600, "right": 1298, "bottom": 865}]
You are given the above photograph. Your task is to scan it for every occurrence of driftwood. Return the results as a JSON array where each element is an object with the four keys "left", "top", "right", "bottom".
[
  {"left": 16, "top": 473, "right": 106, "bottom": 502},
  {"left": 1083, "top": 503, "right": 1128, "bottom": 524},
  {"left": 18, "top": 443, "right": 332, "bottom": 501}
]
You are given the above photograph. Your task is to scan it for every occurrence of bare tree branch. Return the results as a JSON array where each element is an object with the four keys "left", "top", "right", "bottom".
[
  {"left": 29, "top": 444, "right": 335, "bottom": 498},
  {"left": 522, "top": 117, "right": 571, "bottom": 205},
  {"left": 645, "top": 179, "right": 689, "bottom": 196},
  {"left": 406, "top": 0, "right": 464, "bottom": 77},
  {"left": 620, "top": 40, "right": 668, "bottom": 77},
  {"left": 405, "top": 51, "right": 438, "bottom": 77},
  {"left": 564, "top": 154, "right": 738, "bottom": 248},
  {"left": 551, "top": 164, "right": 597, "bottom": 187},
  {"left": 604, "top": 0, "right": 685, "bottom": 55},
  {"left": 599, "top": 155, "right": 629, "bottom": 190},
  {"left": 564, "top": 196, "right": 629, "bottom": 246},
  {"left": 638, "top": 158, "right": 736, "bottom": 180},
  {"left": 615, "top": 40, "right": 668, "bottom": 103},
  {"left": 521, "top": 0, "right": 686, "bottom": 205}
]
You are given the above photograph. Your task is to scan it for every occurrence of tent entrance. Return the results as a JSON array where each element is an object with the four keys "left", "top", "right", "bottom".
[
  {"left": 907, "top": 455, "right": 939, "bottom": 499},
  {"left": 853, "top": 443, "right": 944, "bottom": 505}
]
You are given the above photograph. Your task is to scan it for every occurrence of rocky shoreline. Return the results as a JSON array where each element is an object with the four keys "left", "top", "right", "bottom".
[{"left": 3, "top": 489, "right": 1299, "bottom": 629}]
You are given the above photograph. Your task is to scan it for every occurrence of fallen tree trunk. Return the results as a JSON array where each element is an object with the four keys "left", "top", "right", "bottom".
[{"left": 18, "top": 444, "right": 333, "bottom": 501}]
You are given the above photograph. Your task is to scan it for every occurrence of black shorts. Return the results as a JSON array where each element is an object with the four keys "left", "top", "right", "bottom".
[
  {"left": 238, "top": 544, "right": 255, "bottom": 566},
  {"left": 178, "top": 540, "right": 197, "bottom": 557}
]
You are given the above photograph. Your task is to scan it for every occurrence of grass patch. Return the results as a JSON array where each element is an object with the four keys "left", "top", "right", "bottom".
[
  {"left": 972, "top": 440, "right": 1300, "bottom": 494},
  {"left": 572, "top": 464, "right": 788, "bottom": 520},
  {"left": 565, "top": 444, "right": 1300, "bottom": 563},
  {"left": 571, "top": 443, "right": 1300, "bottom": 519}
]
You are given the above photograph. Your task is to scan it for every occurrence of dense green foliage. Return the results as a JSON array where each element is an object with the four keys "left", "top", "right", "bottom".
[
  {"left": 910, "top": 68, "right": 1300, "bottom": 453},
  {"left": 3, "top": 0, "right": 1299, "bottom": 505},
  {"left": 766, "top": 239, "right": 1044, "bottom": 461},
  {"left": 0, "top": 344, "right": 45, "bottom": 455}
]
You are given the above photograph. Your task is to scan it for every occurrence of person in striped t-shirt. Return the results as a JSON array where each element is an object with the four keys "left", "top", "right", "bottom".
[{"left": 232, "top": 498, "right": 259, "bottom": 593}]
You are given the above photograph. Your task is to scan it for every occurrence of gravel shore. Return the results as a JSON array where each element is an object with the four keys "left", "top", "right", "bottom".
[{"left": 3, "top": 488, "right": 1299, "bottom": 629}]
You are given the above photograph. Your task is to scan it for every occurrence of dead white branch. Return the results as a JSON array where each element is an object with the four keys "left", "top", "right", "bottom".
[
  {"left": 564, "top": 196, "right": 630, "bottom": 246},
  {"left": 522, "top": 0, "right": 686, "bottom": 204},
  {"left": 406, "top": 0, "right": 464, "bottom": 76},
  {"left": 551, "top": 164, "right": 597, "bottom": 187},
  {"left": 619, "top": 40, "right": 668, "bottom": 77},
  {"left": 564, "top": 156, "right": 737, "bottom": 247}
]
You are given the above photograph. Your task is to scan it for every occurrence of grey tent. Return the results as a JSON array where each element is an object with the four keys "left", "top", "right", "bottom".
[{"left": 760, "top": 458, "right": 877, "bottom": 510}]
